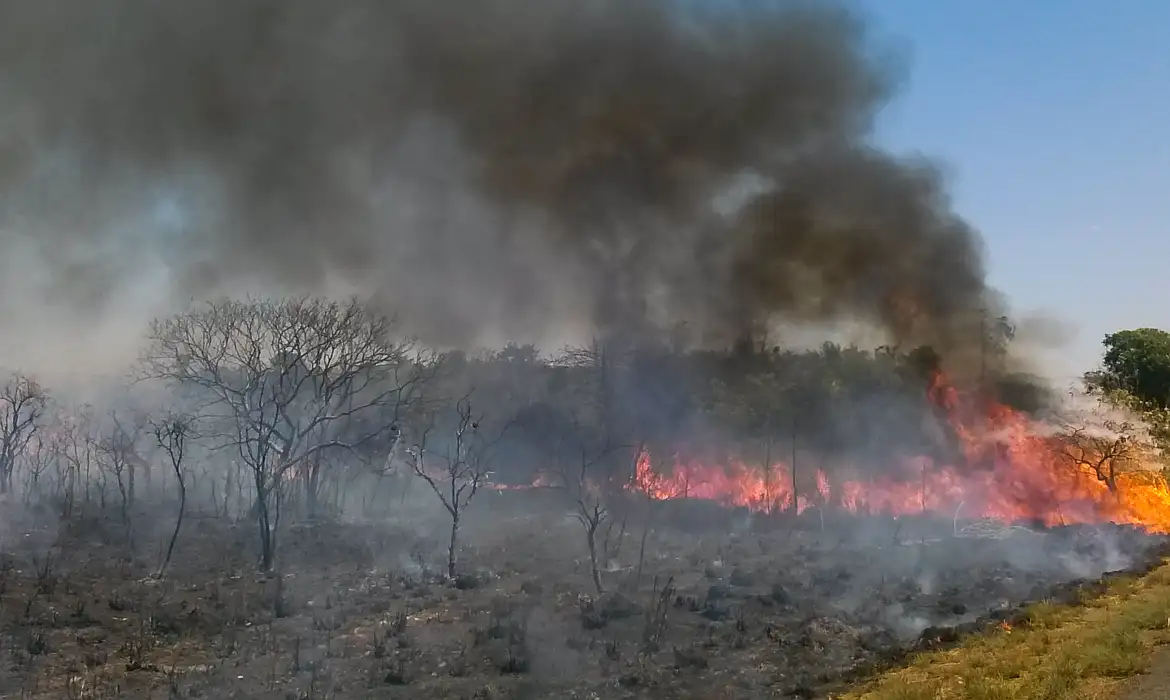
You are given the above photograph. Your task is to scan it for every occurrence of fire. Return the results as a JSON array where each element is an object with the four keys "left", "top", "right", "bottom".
[{"left": 627, "top": 372, "right": 1170, "bottom": 532}]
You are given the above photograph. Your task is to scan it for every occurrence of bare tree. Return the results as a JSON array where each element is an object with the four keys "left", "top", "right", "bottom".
[
  {"left": 1059, "top": 421, "right": 1143, "bottom": 494},
  {"left": 0, "top": 373, "right": 48, "bottom": 495},
  {"left": 408, "top": 395, "right": 510, "bottom": 579},
  {"left": 95, "top": 409, "right": 148, "bottom": 534},
  {"left": 21, "top": 431, "right": 54, "bottom": 506},
  {"left": 153, "top": 413, "right": 193, "bottom": 579},
  {"left": 546, "top": 414, "right": 632, "bottom": 594},
  {"left": 564, "top": 446, "right": 632, "bottom": 594},
  {"left": 45, "top": 408, "right": 79, "bottom": 517},
  {"left": 142, "top": 296, "right": 438, "bottom": 571},
  {"left": 55, "top": 405, "right": 100, "bottom": 513},
  {"left": 554, "top": 340, "right": 632, "bottom": 450}
]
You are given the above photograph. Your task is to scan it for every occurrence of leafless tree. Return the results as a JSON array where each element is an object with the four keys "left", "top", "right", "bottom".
[
  {"left": 141, "top": 296, "right": 438, "bottom": 571},
  {"left": 573, "top": 459, "right": 627, "bottom": 594},
  {"left": 20, "top": 431, "right": 54, "bottom": 506},
  {"left": 43, "top": 410, "right": 78, "bottom": 517},
  {"left": 554, "top": 340, "right": 634, "bottom": 450},
  {"left": 1059, "top": 421, "right": 1143, "bottom": 494},
  {"left": 54, "top": 405, "right": 100, "bottom": 513},
  {"left": 0, "top": 373, "right": 48, "bottom": 495},
  {"left": 408, "top": 395, "right": 510, "bottom": 579},
  {"left": 95, "top": 409, "right": 148, "bottom": 532},
  {"left": 555, "top": 432, "right": 632, "bottom": 594},
  {"left": 153, "top": 413, "right": 194, "bottom": 578}
]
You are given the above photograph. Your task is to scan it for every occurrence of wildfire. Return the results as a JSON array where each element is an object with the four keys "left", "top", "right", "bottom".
[{"left": 627, "top": 373, "right": 1170, "bottom": 533}]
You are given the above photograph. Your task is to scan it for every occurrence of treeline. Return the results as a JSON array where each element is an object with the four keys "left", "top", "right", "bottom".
[
  {"left": 1086, "top": 327, "right": 1170, "bottom": 451},
  {"left": 442, "top": 339, "right": 1048, "bottom": 484},
  {"left": 0, "top": 295, "right": 1045, "bottom": 572}
]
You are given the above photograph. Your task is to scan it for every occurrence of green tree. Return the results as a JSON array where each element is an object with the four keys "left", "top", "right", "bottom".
[{"left": 1092, "top": 328, "right": 1170, "bottom": 408}]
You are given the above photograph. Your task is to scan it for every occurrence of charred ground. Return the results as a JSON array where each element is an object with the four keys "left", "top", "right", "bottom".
[{"left": 0, "top": 493, "right": 1163, "bottom": 700}]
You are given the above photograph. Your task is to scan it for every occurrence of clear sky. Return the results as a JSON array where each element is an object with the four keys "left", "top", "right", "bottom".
[{"left": 861, "top": 0, "right": 1170, "bottom": 378}]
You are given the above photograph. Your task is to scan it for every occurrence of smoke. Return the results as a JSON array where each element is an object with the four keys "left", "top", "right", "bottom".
[{"left": 0, "top": 0, "right": 1000, "bottom": 372}]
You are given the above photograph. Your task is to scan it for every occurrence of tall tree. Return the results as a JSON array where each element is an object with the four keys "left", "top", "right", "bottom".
[
  {"left": 142, "top": 296, "right": 438, "bottom": 571},
  {"left": 1093, "top": 328, "right": 1170, "bottom": 408},
  {"left": 0, "top": 374, "right": 48, "bottom": 495}
]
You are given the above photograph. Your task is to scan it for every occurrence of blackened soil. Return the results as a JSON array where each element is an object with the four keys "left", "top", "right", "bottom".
[{"left": 0, "top": 491, "right": 1163, "bottom": 699}]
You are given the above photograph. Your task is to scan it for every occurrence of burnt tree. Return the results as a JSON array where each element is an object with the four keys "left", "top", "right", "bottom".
[
  {"left": 153, "top": 413, "right": 193, "bottom": 579},
  {"left": 0, "top": 374, "right": 48, "bottom": 496},
  {"left": 142, "top": 296, "right": 437, "bottom": 571},
  {"left": 95, "top": 409, "right": 148, "bottom": 533},
  {"left": 564, "top": 442, "right": 630, "bottom": 594},
  {"left": 408, "top": 395, "right": 510, "bottom": 579}
]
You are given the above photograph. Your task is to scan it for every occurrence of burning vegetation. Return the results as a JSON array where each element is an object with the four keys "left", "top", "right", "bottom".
[
  {"left": 0, "top": 1, "right": 1165, "bottom": 698},
  {"left": 625, "top": 370, "right": 1170, "bottom": 532},
  {"left": 0, "top": 297, "right": 1166, "bottom": 699}
]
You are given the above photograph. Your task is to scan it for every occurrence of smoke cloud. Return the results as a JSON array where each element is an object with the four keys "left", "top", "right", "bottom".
[{"left": 0, "top": 0, "right": 1000, "bottom": 371}]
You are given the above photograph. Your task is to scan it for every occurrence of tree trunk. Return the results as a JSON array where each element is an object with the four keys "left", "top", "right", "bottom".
[
  {"left": 158, "top": 475, "right": 186, "bottom": 578},
  {"left": 0, "top": 457, "right": 12, "bottom": 495},
  {"left": 61, "top": 477, "right": 74, "bottom": 519},
  {"left": 305, "top": 470, "right": 320, "bottom": 519},
  {"left": 305, "top": 455, "right": 323, "bottom": 519},
  {"left": 210, "top": 476, "right": 221, "bottom": 518},
  {"left": 256, "top": 484, "right": 276, "bottom": 572},
  {"left": 224, "top": 469, "right": 233, "bottom": 519},
  {"left": 118, "top": 476, "right": 129, "bottom": 523},
  {"left": 332, "top": 475, "right": 347, "bottom": 515},
  {"left": 259, "top": 514, "right": 274, "bottom": 571},
  {"left": 635, "top": 501, "right": 655, "bottom": 589},
  {"left": 447, "top": 510, "right": 460, "bottom": 579},
  {"left": 398, "top": 474, "right": 411, "bottom": 507},
  {"left": 790, "top": 418, "right": 798, "bottom": 514},
  {"left": 362, "top": 474, "right": 381, "bottom": 517},
  {"left": 587, "top": 520, "right": 604, "bottom": 593}
]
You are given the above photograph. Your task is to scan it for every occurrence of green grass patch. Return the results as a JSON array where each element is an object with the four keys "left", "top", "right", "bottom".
[{"left": 835, "top": 562, "right": 1170, "bottom": 700}]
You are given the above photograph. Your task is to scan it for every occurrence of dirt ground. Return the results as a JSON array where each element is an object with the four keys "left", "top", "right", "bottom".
[
  {"left": 1119, "top": 647, "right": 1170, "bottom": 700},
  {"left": 0, "top": 486, "right": 1164, "bottom": 700}
]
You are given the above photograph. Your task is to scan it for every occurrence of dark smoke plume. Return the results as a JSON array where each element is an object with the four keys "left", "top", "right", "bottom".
[{"left": 0, "top": 0, "right": 999, "bottom": 365}]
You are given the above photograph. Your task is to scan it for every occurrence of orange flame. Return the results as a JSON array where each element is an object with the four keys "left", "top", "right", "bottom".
[{"left": 626, "top": 372, "right": 1170, "bottom": 532}]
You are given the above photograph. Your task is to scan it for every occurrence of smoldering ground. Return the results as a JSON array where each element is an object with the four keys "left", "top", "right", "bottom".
[
  {"left": 3, "top": 475, "right": 1163, "bottom": 699},
  {"left": 0, "top": 0, "right": 1012, "bottom": 375}
]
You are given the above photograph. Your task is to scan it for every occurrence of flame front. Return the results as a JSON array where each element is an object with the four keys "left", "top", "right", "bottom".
[{"left": 628, "top": 373, "right": 1170, "bottom": 532}]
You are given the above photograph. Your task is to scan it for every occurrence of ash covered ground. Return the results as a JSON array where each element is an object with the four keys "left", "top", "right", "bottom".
[{"left": 0, "top": 484, "right": 1163, "bottom": 700}]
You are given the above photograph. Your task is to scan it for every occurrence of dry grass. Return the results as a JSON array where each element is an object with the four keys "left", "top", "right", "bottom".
[{"left": 835, "top": 561, "right": 1170, "bottom": 700}]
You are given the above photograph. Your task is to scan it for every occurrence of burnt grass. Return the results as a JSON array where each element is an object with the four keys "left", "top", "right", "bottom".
[{"left": 0, "top": 489, "right": 1165, "bottom": 700}]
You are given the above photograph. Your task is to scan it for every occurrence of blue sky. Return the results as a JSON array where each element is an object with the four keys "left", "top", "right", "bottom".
[{"left": 861, "top": 0, "right": 1170, "bottom": 376}]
